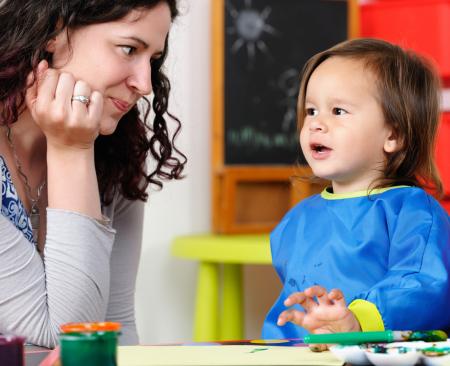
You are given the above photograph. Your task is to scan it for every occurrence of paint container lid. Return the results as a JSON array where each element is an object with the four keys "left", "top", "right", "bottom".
[{"left": 60, "top": 321, "right": 121, "bottom": 333}]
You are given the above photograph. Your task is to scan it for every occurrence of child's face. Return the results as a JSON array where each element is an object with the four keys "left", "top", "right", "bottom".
[{"left": 300, "top": 56, "right": 398, "bottom": 193}]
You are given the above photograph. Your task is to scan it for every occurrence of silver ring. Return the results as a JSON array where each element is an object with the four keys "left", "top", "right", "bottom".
[{"left": 71, "top": 95, "right": 90, "bottom": 104}]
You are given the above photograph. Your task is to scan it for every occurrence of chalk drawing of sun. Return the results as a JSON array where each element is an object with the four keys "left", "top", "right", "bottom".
[{"left": 227, "top": 0, "right": 278, "bottom": 67}]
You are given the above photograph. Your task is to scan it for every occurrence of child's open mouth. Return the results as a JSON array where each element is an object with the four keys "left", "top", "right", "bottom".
[
  {"left": 310, "top": 143, "right": 332, "bottom": 159},
  {"left": 311, "top": 143, "right": 331, "bottom": 153}
]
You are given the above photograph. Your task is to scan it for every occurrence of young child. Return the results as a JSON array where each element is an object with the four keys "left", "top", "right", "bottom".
[{"left": 262, "top": 38, "right": 450, "bottom": 343}]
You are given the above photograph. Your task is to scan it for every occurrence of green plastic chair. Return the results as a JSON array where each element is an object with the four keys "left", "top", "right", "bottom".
[{"left": 171, "top": 234, "right": 271, "bottom": 341}]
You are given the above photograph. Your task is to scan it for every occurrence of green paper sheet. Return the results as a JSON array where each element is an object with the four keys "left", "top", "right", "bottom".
[{"left": 118, "top": 345, "right": 344, "bottom": 366}]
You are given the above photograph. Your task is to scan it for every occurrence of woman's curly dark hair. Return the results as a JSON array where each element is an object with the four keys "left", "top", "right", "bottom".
[{"left": 0, "top": 0, "right": 186, "bottom": 205}]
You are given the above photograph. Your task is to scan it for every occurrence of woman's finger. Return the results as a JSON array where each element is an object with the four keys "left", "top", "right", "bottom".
[
  {"left": 36, "top": 69, "right": 59, "bottom": 106},
  {"left": 27, "top": 61, "right": 58, "bottom": 115},
  {"left": 70, "top": 80, "right": 92, "bottom": 125},
  {"left": 54, "top": 72, "right": 76, "bottom": 112},
  {"left": 89, "top": 90, "right": 104, "bottom": 130},
  {"left": 25, "top": 60, "right": 47, "bottom": 105}
]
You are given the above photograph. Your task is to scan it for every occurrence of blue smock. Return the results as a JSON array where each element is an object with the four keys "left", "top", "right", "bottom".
[{"left": 262, "top": 186, "right": 450, "bottom": 339}]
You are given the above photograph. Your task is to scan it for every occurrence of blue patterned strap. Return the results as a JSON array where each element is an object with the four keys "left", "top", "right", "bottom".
[{"left": 0, "top": 155, "right": 35, "bottom": 245}]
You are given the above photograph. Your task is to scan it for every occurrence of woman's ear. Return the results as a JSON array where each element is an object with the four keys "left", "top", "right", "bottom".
[
  {"left": 45, "top": 22, "right": 66, "bottom": 53},
  {"left": 45, "top": 38, "right": 57, "bottom": 53},
  {"left": 384, "top": 128, "right": 401, "bottom": 154},
  {"left": 45, "top": 29, "right": 69, "bottom": 67}
]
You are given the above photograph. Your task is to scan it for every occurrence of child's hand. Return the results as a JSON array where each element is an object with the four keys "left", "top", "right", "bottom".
[{"left": 277, "top": 285, "right": 361, "bottom": 351}]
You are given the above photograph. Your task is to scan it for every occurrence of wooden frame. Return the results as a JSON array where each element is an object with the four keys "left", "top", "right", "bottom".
[
  {"left": 215, "top": 166, "right": 325, "bottom": 233},
  {"left": 348, "top": 0, "right": 360, "bottom": 39},
  {"left": 211, "top": 0, "right": 356, "bottom": 233}
]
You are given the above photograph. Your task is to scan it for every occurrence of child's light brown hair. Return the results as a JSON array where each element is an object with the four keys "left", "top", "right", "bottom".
[{"left": 297, "top": 38, "right": 443, "bottom": 196}]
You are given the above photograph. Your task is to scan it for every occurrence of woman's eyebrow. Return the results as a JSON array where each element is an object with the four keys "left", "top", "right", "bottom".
[
  {"left": 119, "top": 36, "right": 164, "bottom": 55},
  {"left": 119, "top": 36, "right": 149, "bottom": 49}
]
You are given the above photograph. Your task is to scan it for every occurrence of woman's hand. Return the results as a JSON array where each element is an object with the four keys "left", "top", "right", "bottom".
[
  {"left": 25, "top": 60, "right": 103, "bottom": 150},
  {"left": 277, "top": 285, "right": 361, "bottom": 351},
  {"left": 25, "top": 59, "right": 104, "bottom": 219}
]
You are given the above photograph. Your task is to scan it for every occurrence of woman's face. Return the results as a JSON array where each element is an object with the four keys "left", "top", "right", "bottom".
[{"left": 50, "top": 2, "right": 171, "bottom": 135}]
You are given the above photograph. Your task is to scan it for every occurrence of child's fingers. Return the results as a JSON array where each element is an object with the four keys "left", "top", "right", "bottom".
[
  {"left": 309, "top": 343, "right": 329, "bottom": 352},
  {"left": 304, "top": 285, "right": 326, "bottom": 298},
  {"left": 284, "top": 292, "right": 317, "bottom": 312},
  {"left": 284, "top": 292, "right": 305, "bottom": 306},
  {"left": 305, "top": 285, "right": 332, "bottom": 306},
  {"left": 277, "top": 309, "right": 306, "bottom": 326},
  {"left": 328, "top": 288, "right": 346, "bottom": 306}
]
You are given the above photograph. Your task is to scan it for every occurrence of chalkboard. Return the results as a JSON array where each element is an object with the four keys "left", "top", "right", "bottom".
[{"left": 224, "top": 0, "right": 347, "bottom": 165}]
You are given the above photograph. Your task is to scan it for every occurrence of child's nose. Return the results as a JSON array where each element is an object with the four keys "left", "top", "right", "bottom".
[{"left": 309, "top": 118, "right": 327, "bottom": 132}]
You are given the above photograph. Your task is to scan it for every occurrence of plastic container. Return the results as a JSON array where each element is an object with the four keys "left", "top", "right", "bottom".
[
  {"left": 329, "top": 345, "right": 371, "bottom": 365},
  {"left": 0, "top": 335, "right": 25, "bottom": 366},
  {"left": 59, "top": 322, "right": 121, "bottom": 366},
  {"left": 365, "top": 345, "right": 420, "bottom": 366},
  {"left": 360, "top": 0, "right": 450, "bottom": 84},
  {"left": 441, "top": 199, "right": 450, "bottom": 214},
  {"left": 436, "top": 112, "right": 450, "bottom": 197}
]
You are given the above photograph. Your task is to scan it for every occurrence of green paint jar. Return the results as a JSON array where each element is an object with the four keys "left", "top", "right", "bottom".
[{"left": 59, "top": 322, "right": 120, "bottom": 366}]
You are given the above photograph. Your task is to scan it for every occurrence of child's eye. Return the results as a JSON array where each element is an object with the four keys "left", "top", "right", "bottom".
[
  {"left": 306, "top": 108, "right": 318, "bottom": 116},
  {"left": 121, "top": 46, "right": 137, "bottom": 56},
  {"left": 333, "top": 107, "right": 347, "bottom": 115}
]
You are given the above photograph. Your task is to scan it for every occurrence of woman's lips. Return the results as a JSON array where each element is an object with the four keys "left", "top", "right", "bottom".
[{"left": 110, "top": 98, "right": 130, "bottom": 113}]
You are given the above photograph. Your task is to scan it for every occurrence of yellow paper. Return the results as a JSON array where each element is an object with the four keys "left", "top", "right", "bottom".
[{"left": 118, "top": 345, "right": 344, "bottom": 366}]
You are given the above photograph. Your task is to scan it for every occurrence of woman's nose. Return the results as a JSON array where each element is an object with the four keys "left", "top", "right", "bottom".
[{"left": 127, "top": 61, "right": 152, "bottom": 96}]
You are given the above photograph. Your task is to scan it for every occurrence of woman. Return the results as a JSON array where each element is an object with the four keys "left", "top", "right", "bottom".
[{"left": 0, "top": 0, "right": 185, "bottom": 347}]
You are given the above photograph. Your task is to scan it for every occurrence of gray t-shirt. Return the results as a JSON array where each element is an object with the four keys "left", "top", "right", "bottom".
[{"left": 0, "top": 181, "right": 143, "bottom": 348}]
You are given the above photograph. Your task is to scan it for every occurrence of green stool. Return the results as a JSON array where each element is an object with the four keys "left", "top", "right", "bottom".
[{"left": 171, "top": 234, "right": 271, "bottom": 342}]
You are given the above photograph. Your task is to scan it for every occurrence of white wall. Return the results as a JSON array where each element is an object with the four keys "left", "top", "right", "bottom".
[{"left": 135, "top": 0, "right": 281, "bottom": 345}]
